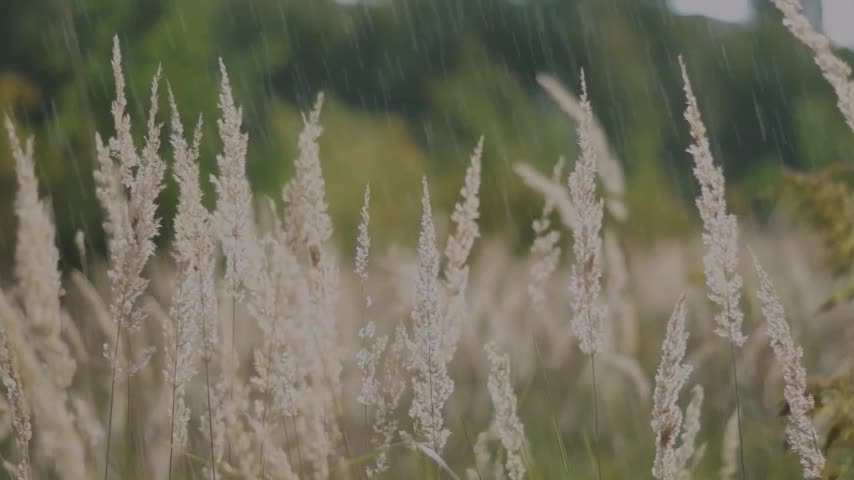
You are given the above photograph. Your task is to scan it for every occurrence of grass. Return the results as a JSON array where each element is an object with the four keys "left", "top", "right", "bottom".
[{"left": 1, "top": 0, "right": 853, "bottom": 476}]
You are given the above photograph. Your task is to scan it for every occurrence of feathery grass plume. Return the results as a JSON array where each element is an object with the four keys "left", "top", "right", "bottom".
[
  {"left": 355, "top": 184, "right": 372, "bottom": 281},
  {"left": 537, "top": 73, "right": 627, "bottom": 221},
  {"left": 209, "top": 63, "right": 299, "bottom": 477},
  {"left": 5, "top": 117, "right": 75, "bottom": 390},
  {"left": 209, "top": 61, "right": 275, "bottom": 475},
  {"left": 250, "top": 339, "right": 300, "bottom": 477},
  {"left": 360, "top": 323, "right": 406, "bottom": 478},
  {"left": 209, "top": 64, "right": 295, "bottom": 475},
  {"left": 484, "top": 342, "right": 527, "bottom": 480},
  {"left": 751, "top": 253, "right": 825, "bottom": 478},
  {"left": 407, "top": 177, "right": 453, "bottom": 453},
  {"left": 283, "top": 93, "right": 334, "bottom": 256},
  {"left": 567, "top": 70, "right": 606, "bottom": 356},
  {"left": 96, "top": 37, "right": 164, "bottom": 369},
  {"left": 675, "top": 385, "right": 706, "bottom": 480},
  {"left": 6, "top": 117, "right": 89, "bottom": 479},
  {"left": 679, "top": 57, "right": 745, "bottom": 347},
  {"left": 770, "top": 0, "right": 854, "bottom": 133},
  {"left": 356, "top": 321, "right": 388, "bottom": 475},
  {"left": 0, "top": 291, "right": 87, "bottom": 479},
  {"left": 353, "top": 187, "right": 385, "bottom": 474},
  {"left": 5, "top": 116, "right": 76, "bottom": 388},
  {"left": 281, "top": 93, "right": 345, "bottom": 476},
  {"left": 720, "top": 410, "right": 739, "bottom": 480},
  {"left": 208, "top": 366, "right": 258, "bottom": 478},
  {"left": 244, "top": 205, "right": 306, "bottom": 477},
  {"left": 441, "top": 137, "right": 483, "bottom": 360},
  {"left": 0, "top": 295, "right": 31, "bottom": 480},
  {"left": 96, "top": 36, "right": 165, "bottom": 477},
  {"left": 245, "top": 417, "right": 299, "bottom": 480},
  {"left": 567, "top": 70, "right": 607, "bottom": 480},
  {"left": 353, "top": 185, "right": 378, "bottom": 409},
  {"left": 355, "top": 184, "right": 372, "bottom": 307},
  {"left": 214, "top": 212, "right": 296, "bottom": 479},
  {"left": 356, "top": 321, "right": 386, "bottom": 418},
  {"left": 514, "top": 162, "right": 577, "bottom": 228},
  {"left": 651, "top": 295, "right": 692, "bottom": 480},
  {"left": 353, "top": 182, "right": 389, "bottom": 474},
  {"left": 165, "top": 91, "right": 219, "bottom": 476},
  {"left": 212, "top": 60, "right": 261, "bottom": 300},
  {"left": 282, "top": 94, "right": 341, "bottom": 386},
  {"left": 680, "top": 57, "right": 747, "bottom": 480},
  {"left": 528, "top": 157, "right": 565, "bottom": 309}
]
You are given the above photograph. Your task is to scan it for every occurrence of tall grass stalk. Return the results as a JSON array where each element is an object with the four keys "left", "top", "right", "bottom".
[
  {"left": 590, "top": 354, "right": 602, "bottom": 480},
  {"left": 98, "top": 37, "right": 166, "bottom": 479},
  {"left": 201, "top": 285, "right": 217, "bottom": 480},
  {"left": 679, "top": 56, "right": 748, "bottom": 479},
  {"left": 728, "top": 342, "right": 747, "bottom": 480},
  {"left": 566, "top": 70, "right": 607, "bottom": 480}
]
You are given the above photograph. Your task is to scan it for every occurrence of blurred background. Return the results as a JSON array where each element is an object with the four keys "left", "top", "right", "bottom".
[{"left": 1, "top": 0, "right": 853, "bottom": 267}]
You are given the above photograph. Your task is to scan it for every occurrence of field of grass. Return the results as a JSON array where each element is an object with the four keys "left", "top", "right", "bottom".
[{"left": 1, "top": 1, "right": 854, "bottom": 479}]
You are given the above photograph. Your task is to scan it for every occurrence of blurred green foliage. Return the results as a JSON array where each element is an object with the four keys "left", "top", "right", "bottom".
[{"left": 1, "top": 0, "right": 853, "bottom": 270}]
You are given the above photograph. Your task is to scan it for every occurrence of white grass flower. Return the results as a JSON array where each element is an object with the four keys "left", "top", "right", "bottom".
[
  {"left": 243, "top": 214, "right": 313, "bottom": 476},
  {"left": 537, "top": 73, "right": 627, "bottom": 221},
  {"left": 5, "top": 117, "right": 75, "bottom": 390},
  {"left": 675, "top": 385, "right": 705, "bottom": 480},
  {"left": 280, "top": 94, "right": 343, "bottom": 476},
  {"left": 651, "top": 295, "right": 692, "bottom": 480},
  {"left": 407, "top": 177, "right": 453, "bottom": 453},
  {"left": 679, "top": 57, "right": 745, "bottom": 347},
  {"left": 355, "top": 184, "right": 372, "bottom": 281},
  {"left": 514, "top": 162, "right": 577, "bottom": 228},
  {"left": 0, "top": 291, "right": 86, "bottom": 479},
  {"left": 0, "top": 297, "right": 31, "bottom": 480},
  {"left": 355, "top": 184, "right": 372, "bottom": 307},
  {"left": 441, "top": 137, "right": 483, "bottom": 360},
  {"left": 356, "top": 321, "right": 386, "bottom": 411},
  {"left": 283, "top": 93, "right": 333, "bottom": 253},
  {"left": 567, "top": 71, "right": 606, "bottom": 356},
  {"left": 484, "top": 342, "right": 527, "bottom": 480},
  {"left": 364, "top": 323, "right": 406, "bottom": 478},
  {"left": 771, "top": 0, "right": 854, "bottom": 133},
  {"left": 212, "top": 60, "right": 261, "bottom": 300},
  {"left": 95, "top": 37, "right": 165, "bottom": 378},
  {"left": 751, "top": 252, "right": 825, "bottom": 478},
  {"left": 444, "top": 137, "right": 483, "bottom": 295},
  {"left": 165, "top": 91, "right": 218, "bottom": 453},
  {"left": 208, "top": 369, "right": 257, "bottom": 477},
  {"left": 108, "top": 37, "right": 137, "bottom": 186},
  {"left": 282, "top": 94, "right": 343, "bottom": 394},
  {"left": 96, "top": 38, "right": 166, "bottom": 480}
]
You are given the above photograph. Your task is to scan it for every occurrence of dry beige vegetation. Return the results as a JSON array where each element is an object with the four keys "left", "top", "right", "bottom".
[{"left": 0, "top": 1, "right": 852, "bottom": 479}]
